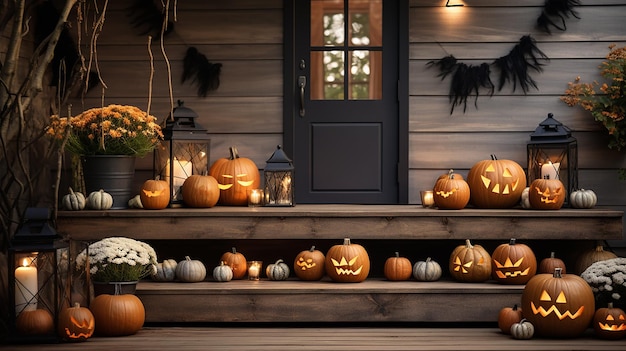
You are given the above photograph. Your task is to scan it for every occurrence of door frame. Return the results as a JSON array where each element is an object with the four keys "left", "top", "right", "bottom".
[{"left": 282, "top": 0, "right": 409, "bottom": 204}]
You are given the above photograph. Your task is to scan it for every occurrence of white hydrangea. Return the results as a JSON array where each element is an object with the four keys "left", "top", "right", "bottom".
[
  {"left": 581, "top": 257, "right": 626, "bottom": 304},
  {"left": 76, "top": 237, "right": 158, "bottom": 282}
]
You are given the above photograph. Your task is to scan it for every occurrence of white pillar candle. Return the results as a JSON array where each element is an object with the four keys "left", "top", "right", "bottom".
[
  {"left": 541, "top": 161, "right": 560, "bottom": 180},
  {"left": 15, "top": 258, "right": 38, "bottom": 315}
]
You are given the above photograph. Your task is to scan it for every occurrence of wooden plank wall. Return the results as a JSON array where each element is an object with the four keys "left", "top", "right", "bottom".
[{"left": 67, "top": 0, "right": 625, "bottom": 246}]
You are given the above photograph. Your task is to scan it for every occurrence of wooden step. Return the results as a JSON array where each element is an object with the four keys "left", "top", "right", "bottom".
[{"left": 136, "top": 278, "right": 523, "bottom": 323}]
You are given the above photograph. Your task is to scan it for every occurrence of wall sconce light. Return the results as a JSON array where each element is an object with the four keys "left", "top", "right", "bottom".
[{"left": 446, "top": 0, "right": 464, "bottom": 6}]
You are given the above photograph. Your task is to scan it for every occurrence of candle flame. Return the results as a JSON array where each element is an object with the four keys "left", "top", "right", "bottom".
[{"left": 21, "top": 258, "right": 29, "bottom": 267}]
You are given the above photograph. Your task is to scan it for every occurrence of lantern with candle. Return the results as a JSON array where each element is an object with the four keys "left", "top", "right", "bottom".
[
  {"left": 154, "top": 100, "right": 211, "bottom": 207},
  {"left": 527, "top": 113, "right": 578, "bottom": 207},
  {"left": 8, "top": 208, "right": 70, "bottom": 343},
  {"left": 263, "top": 145, "right": 295, "bottom": 206}
]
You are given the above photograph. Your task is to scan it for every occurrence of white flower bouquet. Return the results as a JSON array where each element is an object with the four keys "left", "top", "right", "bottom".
[
  {"left": 76, "top": 237, "right": 158, "bottom": 282},
  {"left": 581, "top": 257, "right": 626, "bottom": 308}
]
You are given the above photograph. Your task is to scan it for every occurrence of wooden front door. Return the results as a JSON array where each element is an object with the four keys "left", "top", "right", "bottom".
[{"left": 285, "top": 0, "right": 405, "bottom": 204}]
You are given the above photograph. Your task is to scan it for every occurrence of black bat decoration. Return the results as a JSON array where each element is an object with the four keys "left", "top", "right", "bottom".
[
  {"left": 536, "top": 0, "right": 581, "bottom": 34},
  {"left": 428, "top": 35, "right": 548, "bottom": 114},
  {"left": 182, "top": 47, "right": 222, "bottom": 97},
  {"left": 126, "top": 0, "right": 174, "bottom": 38}
]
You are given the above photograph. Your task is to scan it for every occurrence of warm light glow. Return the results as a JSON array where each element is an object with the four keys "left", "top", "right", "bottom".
[{"left": 445, "top": 0, "right": 464, "bottom": 7}]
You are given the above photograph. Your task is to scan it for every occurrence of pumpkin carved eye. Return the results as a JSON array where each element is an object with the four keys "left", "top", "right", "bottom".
[{"left": 540, "top": 290, "right": 567, "bottom": 303}]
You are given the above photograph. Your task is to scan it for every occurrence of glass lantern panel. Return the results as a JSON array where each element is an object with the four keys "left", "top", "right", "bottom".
[{"left": 264, "top": 171, "right": 294, "bottom": 206}]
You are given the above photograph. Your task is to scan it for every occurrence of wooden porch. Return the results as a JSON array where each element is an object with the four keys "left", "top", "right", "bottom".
[{"left": 5, "top": 326, "right": 626, "bottom": 350}]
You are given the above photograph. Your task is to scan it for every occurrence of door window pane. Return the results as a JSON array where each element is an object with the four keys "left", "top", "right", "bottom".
[{"left": 311, "top": 51, "right": 345, "bottom": 100}]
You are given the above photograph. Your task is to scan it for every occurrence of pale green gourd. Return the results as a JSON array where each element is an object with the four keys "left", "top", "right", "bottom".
[
  {"left": 266, "top": 259, "right": 290, "bottom": 281},
  {"left": 176, "top": 256, "right": 206, "bottom": 282},
  {"left": 62, "top": 187, "right": 86, "bottom": 210},
  {"left": 152, "top": 259, "right": 178, "bottom": 281},
  {"left": 86, "top": 189, "right": 113, "bottom": 210}
]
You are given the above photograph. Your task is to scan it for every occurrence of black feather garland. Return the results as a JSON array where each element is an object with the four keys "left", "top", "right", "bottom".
[
  {"left": 536, "top": 0, "right": 581, "bottom": 34},
  {"left": 427, "top": 35, "right": 549, "bottom": 114},
  {"left": 182, "top": 47, "right": 222, "bottom": 97},
  {"left": 126, "top": 0, "right": 174, "bottom": 38}
]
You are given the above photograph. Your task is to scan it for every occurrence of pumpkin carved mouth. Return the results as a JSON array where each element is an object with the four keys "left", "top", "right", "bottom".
[
  {"left": 435, "top": 188, "right": 458, "bottom": 198},
  {"left": 331, "top": 256, "right": 363, "bottom": 276},
  {"left": 296, "top": 258, "right": 317, "bottom": 270},
  {"left": 494, "top": 257, "right": 531, "bottom": 278},
  {"left": 598, "top": 322, "right": 626, "bottom": 332}
]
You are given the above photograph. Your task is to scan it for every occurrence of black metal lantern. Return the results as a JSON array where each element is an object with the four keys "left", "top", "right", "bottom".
[
  {"left": 8, "top": 208, "right": 70, "bottom": 343},
  {"left": 154, "top": 100, "right": 211, "bottom": 207},
  {"left": 527, "top": 113, "right": 578, "bottom": 206},
  {"left": 264, "top": 145, "right": 295, "bottom": 206}
]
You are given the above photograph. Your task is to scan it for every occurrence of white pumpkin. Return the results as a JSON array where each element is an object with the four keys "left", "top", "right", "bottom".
[
  {"left": 62, "top": 187, "right": 86, "bottom": 210},
  {"left": 152, "top": 259, "right": 178, "bottom": 281},
  {"left": 128, "top": 194, "right": 144, "bottom": 209},
  {"left": 176, "top": 256, "right": 206, "bottom": 282},
  {"left": 86, "top": 189, "right": 113, "bottom": 210},
  {"left": 520, "top": 187, "right": 531, "bottom": 209},
  {"left": 570, "top": 189, "right": 597, "bottom": 209},
  {"left": 412, "top": 257, "right": 442, "bottom": 282}
]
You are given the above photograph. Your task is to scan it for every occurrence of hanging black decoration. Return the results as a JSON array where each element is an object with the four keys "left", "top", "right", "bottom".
[
  {"left": 492, "top": 35, "right": 549, "bottom": 94},
  {"left": 536, "top": 0, "right": 581, "bottom": 34},
  {"left": 182, "top": 47, "right": 222, "bottom": 97},
  {"left": 126, "top": 0, "right": 174, "bottom": 37}
]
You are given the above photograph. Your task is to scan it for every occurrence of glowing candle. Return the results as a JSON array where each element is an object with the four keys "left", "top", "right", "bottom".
[
  {"left": 248, "top": 189, "right": 263, "bottom": 207},
  {"left": 247, "top": 261, "right": 262, "bottom": 280},
  {"left": 165, "top": 159, "right": 193, "bottom": 198},
  {"left": 421, "top": 190, "right": 434, "bottom": 207},
  {"left": 541, "top": 161, "right": 560, "bottom": 180},
  {"left": 15, "top": 258, "right": 38, "bottom": 315}
]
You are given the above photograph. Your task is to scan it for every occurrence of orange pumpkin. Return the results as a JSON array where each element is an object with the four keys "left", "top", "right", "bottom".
[
  {"left": 90, "top": 294, "right": 145, "bottom": 336},
  {"left": 433, "top": 169, "right": 470, "bottom": 210},
  {"left": 16, "top": 309, "right": 54, "bottom": 335},
  {"left": 140, "top": 178, "right": 170, "bottom": 209},
  {"left": 491, "top": 238, "right": 537, "bottom": 285},
  {"left": 209, "top": 147, "right": 260, "bottom": 205},
  {"left": 538, "top": 251, "right": 567, "bottom": 274},
  {"left": 220, "top": 247, "right": 248, "bottom": 279},
  {"left": 293, "top": 246, "right": 326, "bottom": 281},
  {"left": 467, "top": 155, "right": 526, "bottom": 208},
  {"left": 574, "top": 243, "right": 618, "bottom": 275},
  {"left": 325, "top": 238, "right": 370, "bottom": 283},
  {"left": 182, "top": 174, "right": 220, "bottom": 208},
  {"left": 384, "top": 252, "right": 413, "bottom": 281},
  {"left": 449, "top": 239, "right": 492, "bottom": 283},
  {"left": 57, "top": 302, "right": 95, "bottom": 342},
  {"left": 593, "top": 302, "right": 626, "bottom": 340},
  {"left": 498, "top": 304, "right": 523, "bottom": 335},
  {"left": 528, "top": 178, "right": 565, "bottom": 210}
]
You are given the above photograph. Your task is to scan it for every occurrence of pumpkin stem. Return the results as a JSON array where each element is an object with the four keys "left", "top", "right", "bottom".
[
  {"left": 550, "top": 251, "right": 556, "bottom": 259},
  {"left": 229, "top": 146, "right": 240, "bottom": 160},
  {"left": 448, "top": 169, "right": 454, "bottom": 178},
  {"left": 509, "top": 238, "right": 516, "bottom": 245},
  {"left": 185, "top": 256, "right": 191, "bottom": 261},
  {"left": 426, "top": 257, "right": 432, "bottom": 263},
  {"left": 232, "top": 247, "right": 237, "bottom": 254},
  {"left": 343, "top": 238, "right": 351, "bottom": 245},
  {"left": 394, "top": 251, "right": 400, "bottom": 258},
  {"left": 275, "top": 259, "right": 284, "bottom": 264},
  {"left": 553, "top": 267, "right": 563, "bottom": 278},
  {"left": 490, "top": 154, "right": 497, "bottom": 160},
  {"left": 310, "top": 246, "right": 316, "bottom": 252},
  {"left": 608, "top": 302, "right": 614, "bottom": 308},
  {"left": 69, "top": 187, "right": 75, "bottom": 195},
  {"left": 464, "top": 239, "right": 473, "bottom": 248},
  {"left": 512, "top": 304, "right": 518, "bottom": 311},
  {"left": 73, "top": 302, "right": 81, "bottom": 308}
]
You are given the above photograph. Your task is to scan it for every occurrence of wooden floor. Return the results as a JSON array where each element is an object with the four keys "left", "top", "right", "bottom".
[{"left": 4, "top": 326, "right": 626, "bottom": 351}]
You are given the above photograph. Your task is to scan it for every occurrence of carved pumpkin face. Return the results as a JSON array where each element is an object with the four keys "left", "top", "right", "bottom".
[
  {"left": 209, "top": 147, "right": 260, "bottom": 206},
  {"left": 467, "top": 156, "right": 526, "bottom": 208},
  {"left": 58, "top": 303, "right": 95, "bottom": 342},
  {"left": 593, "top": 303, "right": 626, "bottom": 340},
  {"left": 491, "top": 239, "right": 537, "bottom": 284},
  {"left": 325, "top": 238, "right": 370, "bottom": 283},
  {"left": 528, "top": 178, "right": 565, "bottom": 210},
  {"left": 521, "top": 268, "right": 595, "bottom": 338},
  {"left": 433, "top": 170, "right": 470, "bottom": 210},
  {"left": 293, "top": 246, "right": 325, "bottom": 281},
  {"left": 449, "top": 239, "right": 492, "bottom": 283},
  {"left": 140, "top": 179, "right": 170, "bottom": 210}
]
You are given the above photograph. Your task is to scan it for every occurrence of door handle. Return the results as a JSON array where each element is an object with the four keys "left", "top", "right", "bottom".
[{"left": 298, "top": 76, "right": 306, "bottom": 117}]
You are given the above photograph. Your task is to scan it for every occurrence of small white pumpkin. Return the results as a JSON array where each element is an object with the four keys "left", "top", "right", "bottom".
[
  {"left": 62, "top": 187, "right": 86, "bottom": 210},
  {"left": 152, "top": 259, "right": 178, "bottom": 281},
  {"left": 128, "top": 194, "right": 143, "bottom": 209},
  {"left": 570, "top": 189, "right": 597, "bottom": 209},
  {"left": 176, "top": 256, "right": 206, "bottom": 282},
  {"left": 520, "top": 187, "right": 531, "bottom": 209},
  {"left": 212, "top": 261, "right": 234, "bottom": 282},
  {"left": 412, "top": 257, "right": 442, "bottom": 282},
  {"left": 510, "top": 319, "right": 534, "bottom": 340},
  {"left": 86, "top": 189, "right": 113, "bottom": 210},
  {"left": 266, "top": 259, "right": 290, "bottom": 281}
]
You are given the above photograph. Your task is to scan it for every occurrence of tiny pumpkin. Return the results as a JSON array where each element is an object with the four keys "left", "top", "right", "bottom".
[
  {"left": 152, "top": 259, "right": 178, "bottom": 281},
  {"left": 220, "top": 247, "right": 248, "bottom": 279},
  {"left": 510, "top": 319, "right": 534, "bottom": 340},
  {"left": 16, "top": 309, "right": 55, "bottom": 335},
  {"left": 528, "top": 178, "right": 565, "bottom": 210},
  {"left": 266, "top": 259, "right": 290, "bottom": 281},
  {"left": 140, "top": 178, "right": 170, "bottom": 209},
  {"left": 593, "top": 302, "right": 626, "bottom": 340},
  {"left": 293, "top": 246, "right": 326, "bottom": 281},
  {"left": 384, "top": 252, "right": 413, "bottom": 281},
  {"left": 498, "top": 304, "right": 523, "bottom": 335},
  {"left": 412, "top": 257, "right": 442, "bottom": 282},
  {"left": 570, "top": 189, "right": 598, "bottom": 209},
  {"left": 90, "top": 294, "right": 145, "bottom": 336},
  {"left": 62, "top": 187, "right": 86, "bottom": 211},
  {"left": 213, "top": 261, "right": 234, "bottom": 282},
  {"left": 57, "top": 302, "right": 95, "bottom": 342},
  {"left": 86, "top": 189, "right": 113, "bottom": 210},
  {"left": 449, "top": 239, "right": 492, "bottom": 283},
  {"left": 433, "top": 169, "right": 470, "bottom": 210},
  {"left": 182, "top": 175, "right": 220, "bottom": 208},
  {"left": 175, "top": 256, "right": 206, "bottom": 282},
  {"left": 538, "top": 251, "right": 566, "bottom": 275}
]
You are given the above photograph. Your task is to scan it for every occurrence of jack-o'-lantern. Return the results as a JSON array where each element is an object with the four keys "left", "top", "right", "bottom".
[
  {"left": 293, "top": 246, "right": 325, "bottom": 281},
  {"left": 433, "top": 169, "right": 470, "bottom": 210},
  {"left": 139, "top": 178, "right": 170, "bottom": 209},
  {"left": 491, "top": 238, "right": 537, "bottom": 285},
  {"left": 209, "top": 146, "right": 260, "bottom": 206},
  {"left": 467, "top": 155, "right": 526, "bottom": 208},
  {"left": 521, "top": 268, "right": 595, "bottom": 338},
  {"left": 57, "top": 302, "right": 95, "bottom": 342},
  {"left": 220, "top": 247, "right": 248, "bottom": 279},
  {"left": 449, "top": 239, "right": 492, "bottom": 283},
  {"left": 325, "top": 238, "right": 370, "bottom": 283},
  {"left": 528, "top": 178, "right": 565, "bottom": 210},
  {"left": 593, "top": 302, "right": 626, "bottom": 340}
]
